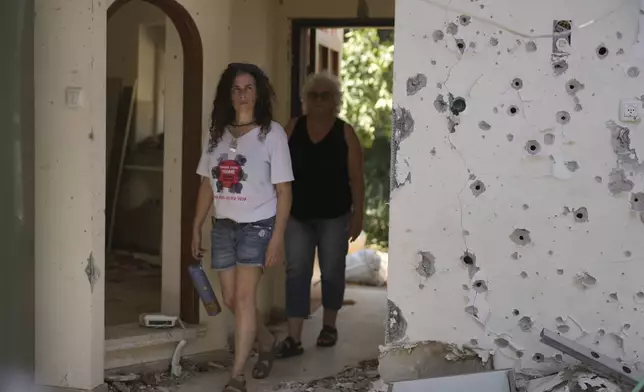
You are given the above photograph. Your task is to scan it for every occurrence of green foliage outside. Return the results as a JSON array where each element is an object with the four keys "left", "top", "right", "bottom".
[{"left": 340, "top": 29, "right": 394, "bottom": 249}]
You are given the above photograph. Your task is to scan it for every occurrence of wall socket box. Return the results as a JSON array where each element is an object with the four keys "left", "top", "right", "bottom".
[{"left": 619, "top": 99, "right": 641, "bottom": 123}]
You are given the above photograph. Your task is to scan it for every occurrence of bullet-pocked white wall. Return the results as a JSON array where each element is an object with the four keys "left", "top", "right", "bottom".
[{"left": 388, "top": 0, "right": 644, "bottom": 373}]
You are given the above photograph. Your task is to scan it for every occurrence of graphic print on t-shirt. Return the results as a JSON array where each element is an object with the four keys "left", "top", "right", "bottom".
[{"left": 211, "top": 153, "right": 248, "bottom": 197}]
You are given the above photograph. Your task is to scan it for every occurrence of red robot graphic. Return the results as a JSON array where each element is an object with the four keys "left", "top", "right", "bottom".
[{"left": 212, "top": 154, "right": 248, "bottom": 194}]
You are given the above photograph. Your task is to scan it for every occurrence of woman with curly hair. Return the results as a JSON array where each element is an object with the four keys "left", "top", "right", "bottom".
[{"left": 192, "top": 63, "right": 293, "bottom": 392}]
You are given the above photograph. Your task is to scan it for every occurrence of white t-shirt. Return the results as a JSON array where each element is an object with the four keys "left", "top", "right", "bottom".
[{"left": 196, "top": 121, "right": 294, "bottom": 223}]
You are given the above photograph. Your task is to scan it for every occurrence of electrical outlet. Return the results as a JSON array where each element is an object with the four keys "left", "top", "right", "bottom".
[{"left": 620, "top": 99, "right": 641, "bottom": 123}]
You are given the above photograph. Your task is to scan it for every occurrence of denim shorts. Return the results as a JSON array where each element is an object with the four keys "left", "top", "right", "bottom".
[{"left": 210, "top": 216, "right": 275, "bottom": 270}]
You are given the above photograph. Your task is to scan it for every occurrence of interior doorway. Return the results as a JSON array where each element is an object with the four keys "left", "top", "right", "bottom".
[
  {"left": 105, "top": 0, "right": 203, "bottom": 328},
  {"left": 289, "top": 19, "right": 395, "bottom": 312}
]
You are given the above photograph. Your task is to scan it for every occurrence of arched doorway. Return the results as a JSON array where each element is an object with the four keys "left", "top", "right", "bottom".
[{"left": 107, "top": 0, "right": 202, "bottom": 324}]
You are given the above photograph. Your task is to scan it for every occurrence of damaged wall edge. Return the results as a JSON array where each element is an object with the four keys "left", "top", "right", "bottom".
[{"left": 378, "top": 340, "right": 492, "bottom": 383}]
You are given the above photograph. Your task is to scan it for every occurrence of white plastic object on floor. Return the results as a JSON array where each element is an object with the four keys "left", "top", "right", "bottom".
[
  {"left": 171, "top": 339, "right": 188, "bottom": 378},
  {"left": 391, "top": 369, "right": 515, "bottom": 392},
  {"left": 139, "top": 313, "right": 178, "bottom": 329},
  {"left": 345, "top": 249, "right": 388, "bottom": 286}
]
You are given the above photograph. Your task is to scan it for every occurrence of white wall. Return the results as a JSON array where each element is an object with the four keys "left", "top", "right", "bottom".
[{"left": 389, "top": 0, "right": 644, "bottom": 374}]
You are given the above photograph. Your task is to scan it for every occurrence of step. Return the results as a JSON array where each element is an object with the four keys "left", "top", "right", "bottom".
[{"left": 105, "top": 323, "right": 206, "bottom": 370}]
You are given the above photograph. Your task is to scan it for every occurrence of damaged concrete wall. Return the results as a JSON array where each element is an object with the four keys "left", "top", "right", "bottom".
[{"left": 385, "top": 0, "right": 644, "bottom": 382}]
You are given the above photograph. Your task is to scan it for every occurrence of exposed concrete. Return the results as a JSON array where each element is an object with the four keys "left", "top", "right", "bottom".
[{"left": 378, "top": 341, "right": 491, "bottom": 383}]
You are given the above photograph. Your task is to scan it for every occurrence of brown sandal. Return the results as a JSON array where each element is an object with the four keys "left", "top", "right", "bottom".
[
  {"left": 222, "top": 377, "right": 246, "bottom": 392},
  {"left": 252, "top": 340, "right": 278, "bottom": 379}
]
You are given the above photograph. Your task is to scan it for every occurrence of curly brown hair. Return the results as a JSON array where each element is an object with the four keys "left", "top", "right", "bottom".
[{"left": 208, "top": 63, "right": 276, "bottom": 152}]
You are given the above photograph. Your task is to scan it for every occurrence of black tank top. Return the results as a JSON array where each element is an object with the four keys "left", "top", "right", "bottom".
[{"left": 289, "top": 116, "right": 353, "bottom": 220}]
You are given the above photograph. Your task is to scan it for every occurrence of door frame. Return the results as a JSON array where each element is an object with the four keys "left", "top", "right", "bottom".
[
  {"left": 107, "top": 0, "right": 202, "bottom": 324},
  {"left": 290, "top": 18, "right": 395, "bottom": 118}
]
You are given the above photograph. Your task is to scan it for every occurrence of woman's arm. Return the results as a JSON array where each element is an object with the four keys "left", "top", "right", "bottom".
[
  {"left": 273, "top": 182, "right": 292, "bottom": 240},
  {"left": 344, "top": 123, "right": 365, "bottom": 241},
  {"left": 191, "top": 177, "right": 214, "bottom": 259}
]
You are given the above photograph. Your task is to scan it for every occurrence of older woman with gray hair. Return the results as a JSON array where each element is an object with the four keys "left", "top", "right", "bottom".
[{"left": 276, "top": 71, "right": 365, "bottom": 358}]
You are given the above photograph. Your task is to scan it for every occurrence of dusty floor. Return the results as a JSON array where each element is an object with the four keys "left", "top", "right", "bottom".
[
  {"left": 106, "top": 253, "right": 162, "bottom": 326},
  {"left": 107, "top": 286, "right": 387, "bottom": 392}
]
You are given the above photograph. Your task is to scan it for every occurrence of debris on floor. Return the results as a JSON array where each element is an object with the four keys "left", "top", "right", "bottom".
[
  {"left": 272, "top": 358, "right": 384, "bottom": 392},
  {"left": 345, "top": 249, "right": 388, "bottom": 286},
  {"left": 105, "top": 359, "right": 228, "bottom": 392},
  {"left": 516, "top": 368, "right": 624, "bottom": 392}
]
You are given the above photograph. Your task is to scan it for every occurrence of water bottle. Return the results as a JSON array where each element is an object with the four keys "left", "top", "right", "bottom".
[{"left": 188, "top": 263, "right": 222, "bottom": 317}]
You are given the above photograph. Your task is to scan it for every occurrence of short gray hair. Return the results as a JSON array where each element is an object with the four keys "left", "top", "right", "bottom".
[{"left": 301, "top": 71, "right": 342, "bottom": 115}]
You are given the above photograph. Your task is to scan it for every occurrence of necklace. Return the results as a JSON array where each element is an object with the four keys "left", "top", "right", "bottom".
[{"left": 230, "top": 121, "right": 256, "bottom": 127}]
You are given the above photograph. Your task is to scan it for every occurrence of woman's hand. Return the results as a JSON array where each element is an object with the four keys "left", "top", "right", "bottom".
[
  {"left": 265, "top": 235, "right": 285, "bottom": 267},
  {"left": 191, "top": 229, "right": 204, "bottom": 260},
  {"left": 348, "top": 212, "right": 363, "bottom": 242}
]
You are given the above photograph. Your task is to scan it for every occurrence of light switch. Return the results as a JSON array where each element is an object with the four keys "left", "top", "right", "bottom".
[
  {"left": 619, "top": 99, "right": 641, "bottom": 123},
  {"left": 65, "top": 87, "right": 83, "bottom": 108}
]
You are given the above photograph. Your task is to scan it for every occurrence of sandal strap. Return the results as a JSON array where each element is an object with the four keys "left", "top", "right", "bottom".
[{"left": 223, "top": 378, "right": 246, "bottom": 392}]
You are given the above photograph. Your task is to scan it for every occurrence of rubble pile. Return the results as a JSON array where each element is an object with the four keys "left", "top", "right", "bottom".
[
  {"left": 517, "top": 368, "right": 625, "bottom": 392},
  {"left": 272, "top": 359, "right": 385, "bottom": 392},
  {"left": 105, "top": 360, "right": 228, "bottom": 392}
]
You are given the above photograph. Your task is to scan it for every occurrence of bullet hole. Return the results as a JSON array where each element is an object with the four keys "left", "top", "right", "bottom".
[
  {"left": 630, "top": 192, "right": 644, "bottom": 211},
  {"left": 459, "top": 15, "right": 471, "bottom": 26},
  {"left": 416, "top": 251, "right": 436, "bottom": 278},
  {"left": 506, "top": 134, "right": 515, "bottom": 142},
  {"left": 392, "top": 106, "right": 414, "bottom": 143},
  {"left": 557, "top": 324, "right": 571, "bottom": 333},
  {"left": 511, "top": 252, "right": 520, "bottom": 260},
  {"left": 533, "top": 353, "right": 545, "bottom": 363},
  {"left": 525, "top": 140, "right": 541, "bottom": 155},
  {"left": 548, "top": 250, "right": 554, "bottom": 256},
  {"left": 566, "top": 79, "right": 585, "bottom": 95},
  {"left": 455, "top": 39, "right": 466, "bottom": 54},
  {"left": 520, "top": 271, "right": 528, "bottom": 279},
  {"left": 446, "top": 22, "right": 459, "bottom": 35},
  {"left": 565, "top": 161, "right": 579, "bottom": 172},
  {"left": 596, "top": 45, "right": 609, "bottom": 59},
  {"left": 461, "top": 252, "right": 476, "bottom": 266},
  {"left": 490, "top": 37, "right": 499, "bottom": 46},
  {"left": 557, "top": 111, "right": 571, "bottom": 125},
  {"left": 470, "top": 180, "right": 486, "bottom": 197},
  {"left": 557, "top": 269, "right": 564, "bottom": 275},
  {"left": 450, "top": 96, "right": 467, "bottom": 116},
  {"left": 574, "top": 207, "right": 588, "bottom": 222},
  {"left": 510, "top": 229, "right": 531, "bottom": 247},
  {"left": 628, "top": 66, "right": 640, "bottom": 78},
  {"left": 597, "top": 329, "right": 606, "bottom": 337},
  {"left": 507, "top": 105, "right": 519, "bottom": 116},
  {"left": 609, "top": 292, "right": 619, "bottom": 301},
  {"left": 608, "top": 168, "right": 634, "bottom": 195},
  {"left": 406, "top": 73, "right": 428, "bottom": 96},
  {"left": 432, "top": 30, "right": 445, "bottom": 42},
  {"left": 624, "top": 250, "right": 632, "bottom": 257},
  {"left": 465, "top": 305, "right": 478, "bottom": 318},
  {"left": 462, "top": 284, "right": 469, "bottom": 291},
  {"left": 623, "top": 323, "right": 631, "bottom": 331},
  {"left": 591, "top": 351, "right": 600, "bottom": 359},
  {"left": 539, "top": 133, "right": 555, "bottom": 146},
  {"left": 616, "top": 31, "right": 623, "bottom": 39},
  {"left": 472, "top": 279, "right": 488, "bottom": 293},
  {"left": 386, "top": 299, "right": 408, "bottom": 343},
  {"left": 595, "top": 176, "right": 603, "bottom": 183},
  {"left": 463, "top": 229, "right": 470, "bottom": 236},
  {"left": 434, "top": 94, "right": 448, "bottom": 113},
  {"left": 494, "top": 337, "right": 510, "bottom": 348},
  {"left": 512, "top": 309, "right": 520, "bottom": 316},
  {"left": 431, "top": 60, "right": 437, "bottom": 65},
  {"left": 478, "top": 121, "right": 491, "bottom": 131},
  {"left": 552, "top": 59, "right": 569, "bottom": 76},
  {"left": 518, "top": 316, "right": 533, "bottom": 331},
  {"left": 575, "top": 272, "right": 597, "bottom": 288},
  {"left": 525, "top": 41, "right": 537, "bottom": 52},
  {"left": 430, "top": 147, "right": 437, "bottom": 156},
  {"left": 470, "top": 338, "right": 479, "bottom": 346},
  {"left": 511, "top": 78, "right": 523, "bottom": 90}
]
